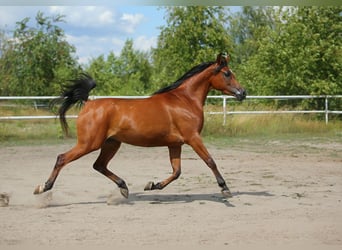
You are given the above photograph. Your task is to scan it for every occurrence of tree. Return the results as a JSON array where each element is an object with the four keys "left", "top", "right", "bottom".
[
  {"left": 228, "top": 6, "right": 276, "bottom": 64},
  {"left": 236, "top": 6, "right": 342, "bottom": 102},
  {"left": 87, "top": 39, "right": 153, "bottom": 95},
  {"left": 0, "top": 11, "right": 80, "bottom": 96},
  {"left": 86, "top": 54, "right": 120, "bottom": 95},
  {"left": 117, "top": 39, "right": 152, "bottom": 95},
  {"left": 152, "top": 6, "right": 233, "bottom": 89}
]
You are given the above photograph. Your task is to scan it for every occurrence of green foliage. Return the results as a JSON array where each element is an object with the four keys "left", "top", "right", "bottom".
[
  {"left": 86, "top": 39, "right": 153, "bottom": 95},
  {"left": 0, "top": 11, "right": 80, "bottom": 96},
  {"left": 202, "top": 112, "right": 341, "bottom": 139},
  {"left": 228, "top": 6, "right": 276, "bottom": 64},
  {"left": 152, "top": 6, "right": 233, "bottom": 88},
  {"left": 234, "top": 6, "right": 342, "bottom": 99}
]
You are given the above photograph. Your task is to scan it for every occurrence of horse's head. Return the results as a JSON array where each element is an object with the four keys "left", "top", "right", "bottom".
[{"left": 210, "top": 53, "right": 246, "bottom": 101}]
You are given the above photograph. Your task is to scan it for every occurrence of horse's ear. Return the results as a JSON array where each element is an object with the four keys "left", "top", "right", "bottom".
[{"left": 216, "top": 52, "right": 230, "bottom": 66}]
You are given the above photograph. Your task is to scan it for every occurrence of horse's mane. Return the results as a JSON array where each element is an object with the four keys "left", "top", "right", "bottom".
[{"left": 153, "top": 61, "right": 215, "bottom": 95}]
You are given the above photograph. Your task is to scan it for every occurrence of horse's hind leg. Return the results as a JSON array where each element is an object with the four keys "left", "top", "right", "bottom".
[
  {"left": 93, "top": 138, "right": 129, "bottom": 198},
  {"left": 144, "top": 146, "right": 182, "bottom": 191},
  {"left": 33, "top": 142, "right": 97, "bottom": 195}
]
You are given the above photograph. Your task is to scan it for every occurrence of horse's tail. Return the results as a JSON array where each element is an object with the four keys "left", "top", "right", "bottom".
[{"left": 51, "top": 73, "right": 96, "bottom": 136}]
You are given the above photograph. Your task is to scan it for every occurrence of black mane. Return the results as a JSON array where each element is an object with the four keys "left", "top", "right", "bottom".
[{"left": 153, "top": 61, "right": 215, "bottom": 95}]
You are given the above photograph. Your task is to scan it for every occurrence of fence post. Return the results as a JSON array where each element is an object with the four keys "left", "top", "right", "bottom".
[
  {"left": 325, "top": 96, "right": 329, "bottom": 124},
  {"left": 223, "top": 96, "right": 227, "bottom": 125}
]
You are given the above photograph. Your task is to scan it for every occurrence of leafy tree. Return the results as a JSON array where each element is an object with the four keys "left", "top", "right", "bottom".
[
  {"left": 228, "top": 6, "right": 276, "bottom": 64},
  {"left": 86, "top": 53, "right": 121, "bottom": 95},
  {"left": 237, "top": 6, "right": 342, "bottom": 102},
  {"left": 87, "top": 39, "right": 152, "bottom": 95},
  {"left": 117, "top": 39, "right": 152, "bottom": 94},
  {"left": 0, "top": 11, "right": 80, "bottom": 96},
  {"left": 152, "top": 6, "right": 233, "bottom": 89}
]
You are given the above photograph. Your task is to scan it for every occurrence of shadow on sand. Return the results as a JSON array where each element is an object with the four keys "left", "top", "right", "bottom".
[
  {"left": 125, "top": 191, "right": 274, "bottom": 207},
  {"left": 44, "top": 190, "right": 274, "bottom": 208},
  {"left": 125, "top": 192, "right": 235, "bottom": 207}
]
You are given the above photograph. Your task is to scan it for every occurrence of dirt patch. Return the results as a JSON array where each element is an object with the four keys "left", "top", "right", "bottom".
[{"left": 0, "top": 140, "right": 341, "bottom": 249}]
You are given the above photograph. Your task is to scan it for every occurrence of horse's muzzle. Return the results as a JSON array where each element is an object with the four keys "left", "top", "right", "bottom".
[{"left": 235, "top": 89, "right": 247, "bottom": 101}]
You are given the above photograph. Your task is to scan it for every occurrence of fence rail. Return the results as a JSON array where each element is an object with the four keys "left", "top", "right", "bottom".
[
  {"left": 1, "top": 95, "right": 341, "bottom": 124},
  {"left": 207, "top": 95, "right": 342, "bottom": 125}
]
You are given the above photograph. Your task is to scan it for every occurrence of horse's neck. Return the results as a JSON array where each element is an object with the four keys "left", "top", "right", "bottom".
[{"left": 177, "top": 70, "right": 212, "bottom": 107}]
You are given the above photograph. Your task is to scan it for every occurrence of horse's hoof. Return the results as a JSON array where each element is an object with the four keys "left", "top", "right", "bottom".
[
  {"left": 144, "top": 181, "right": 154, "bottom": 191},
  {"left": 222, "top": 189, "right": 233, "bottom": 198},
  {"left": 120, "top": 188, "right": 129, "bottom": 199},
  {"left": 33, "top": 185, "right": 44, "bottom": 195}
]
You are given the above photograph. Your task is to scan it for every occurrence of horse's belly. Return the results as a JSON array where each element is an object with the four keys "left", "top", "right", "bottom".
[{"left": 113, "top": 131, "right": 184, "bottom": 147}]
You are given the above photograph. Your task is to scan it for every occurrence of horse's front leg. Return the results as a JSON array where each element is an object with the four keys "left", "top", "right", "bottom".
[
  {"left": 188, "top": 134, "right": 232, "bottom": 198},
  {"left": 144, "top": 146, "right": 182, "bottom": 191}
]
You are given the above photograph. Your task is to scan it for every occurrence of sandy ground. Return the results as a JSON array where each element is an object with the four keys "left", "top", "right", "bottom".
[{"left": 0, "top": 138, "right": 341, "bottom": 249}]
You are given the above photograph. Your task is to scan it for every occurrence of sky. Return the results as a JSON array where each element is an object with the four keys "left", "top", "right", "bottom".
[
  {"left": 0, "top": 4, "right": 243, "bottom": 65},
  {"left": 0, "top": 5, "right": 167, "bottom": 65}
]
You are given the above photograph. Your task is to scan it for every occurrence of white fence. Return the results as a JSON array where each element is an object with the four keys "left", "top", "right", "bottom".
[
  {"left": 0, "top": 95, "right": 341, "bottom": 124},
  {"left": 207, "top": 95, "right": 342, "bottom": 125}
]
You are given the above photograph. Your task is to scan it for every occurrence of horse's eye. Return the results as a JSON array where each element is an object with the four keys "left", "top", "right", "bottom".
[{"left": 224, "top": 71, "right": 231, "bottom": 78}]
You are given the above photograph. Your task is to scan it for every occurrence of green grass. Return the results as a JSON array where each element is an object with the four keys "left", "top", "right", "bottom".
[
  {"left": 0, "top": 103, "right": 77, "bottom": 145},
  {"left": 202, "top": 113, "right": 341, "bottom": 138},
  {"left": 202, "top": 103, "right": 341, "bottom": 139},
  {"left": 202, "top": 111, "right": 341, "bottom": 156},
  {"left": 0, "top": 119, "right": 77, "bottom": 146}
]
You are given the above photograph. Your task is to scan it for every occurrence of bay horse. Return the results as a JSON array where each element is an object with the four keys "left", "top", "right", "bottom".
[{"left": 33, "top": 53, "right": 246, "bottom": 199}]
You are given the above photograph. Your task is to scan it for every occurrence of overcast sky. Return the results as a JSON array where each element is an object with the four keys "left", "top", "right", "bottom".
[{"left": 0, "top": 5, "right": 166, "bottom": 65}]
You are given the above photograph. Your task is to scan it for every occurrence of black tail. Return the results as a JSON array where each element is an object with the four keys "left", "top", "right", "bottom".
[{"left": 51, "top": 73, "right": 96, "bottom": 136}]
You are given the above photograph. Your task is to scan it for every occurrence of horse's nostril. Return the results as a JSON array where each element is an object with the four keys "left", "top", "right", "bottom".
[{"left": 237, "top": 89, "right": 247, "bottom": 101}]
